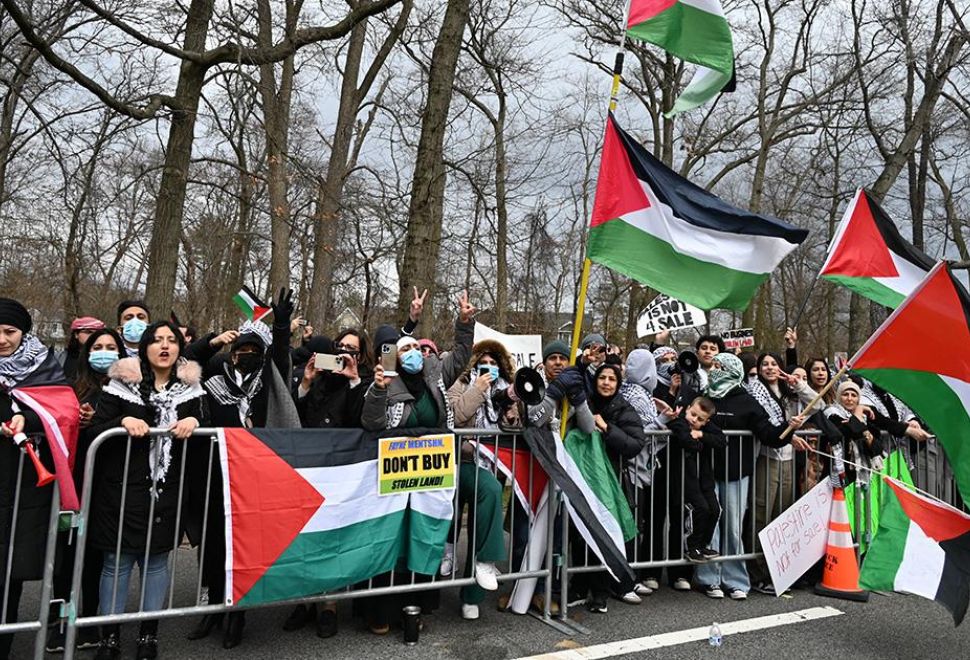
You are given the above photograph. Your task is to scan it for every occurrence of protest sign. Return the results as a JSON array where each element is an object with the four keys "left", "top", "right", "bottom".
[
  {"left": 473, "top": 322, "right": 542, "bottom": 369},
  {"left": 378, "top": 433, "right": 456, "bottom": 495},
  {"left": 722, "top": 327, "right": 755, "bottom": 350},
  {"left": 759, "top": 479, "right": 833, "bottom": 595},
  {"left": 636, "top": 293, "right": 706, "bottom": 337}
]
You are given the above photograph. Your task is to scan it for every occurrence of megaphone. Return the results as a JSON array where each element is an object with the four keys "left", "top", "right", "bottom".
[
  {"left": 491, "top": 368, "right": 547, "bottom": 409},
  {"left": 676, "top": 350, "right": 699, "bottom": 375}
]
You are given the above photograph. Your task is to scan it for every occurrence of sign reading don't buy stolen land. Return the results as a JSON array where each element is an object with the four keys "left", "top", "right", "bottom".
[{"left": 378, "top": 433, "right": 456, "bottom": 495}]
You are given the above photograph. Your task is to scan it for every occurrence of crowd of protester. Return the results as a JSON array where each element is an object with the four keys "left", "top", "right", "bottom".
[{"left": 0, "top": 292, "right": 933, "bottom": 659}]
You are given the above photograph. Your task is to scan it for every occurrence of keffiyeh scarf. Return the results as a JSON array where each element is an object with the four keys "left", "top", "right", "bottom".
[
  {"left": 0, "top": 334, "right": 47, "bottom": 390},
  {"left": 744, "top": 379, "right": 786, "bottom": 426},
  {"left": 205, "top": 363, "right": 263, "bottom": 427}
]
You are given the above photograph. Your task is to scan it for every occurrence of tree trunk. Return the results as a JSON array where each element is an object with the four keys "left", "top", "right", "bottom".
[
  {"left": 493, "top": 92, "right": 509, "bottom": 331},
  {"left": 143, "top": 0, "right": 215, "bottom": 311},
  {"left": 396, "top": 0, "right": 471, "bottom": 318}
]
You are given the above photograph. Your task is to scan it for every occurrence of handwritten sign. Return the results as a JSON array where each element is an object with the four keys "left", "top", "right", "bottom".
[
  {"left": 473, "top": 322, "right": 543, "bottom": 370},
  {"left": 636, "top": 294, "right": 707, "bottom": 337},
  {"left": 758, "top": 479, "right": 833, "bottom": 595},
  {"left": 378, "top": 433, "right": 456, "bottom": 495},
  {"left": 722, "top": 328, "right": 755, "bottom": 350}
]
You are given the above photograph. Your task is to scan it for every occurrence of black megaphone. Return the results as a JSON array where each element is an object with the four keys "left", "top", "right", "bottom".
[{"left": 676, "top": 350, "right": 699, "bottom": 375}]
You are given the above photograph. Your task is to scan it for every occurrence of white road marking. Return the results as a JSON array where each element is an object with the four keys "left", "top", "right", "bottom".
[{"left": 514, "top": 606, "right": 844, "bottom": 659}]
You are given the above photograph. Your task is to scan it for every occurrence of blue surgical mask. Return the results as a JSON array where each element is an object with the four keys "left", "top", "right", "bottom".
[
  {"left": 88, "top": 350, "right": 119, "bottom": 373},
  {"left": 122, "top": 318, "right": 147, "bottom": 343},
  {"left": 478, "top": 364, "right": 500, "bottom": 381},
  {"left": 400, "top": 349, "right": 424, "bottom": 374}
]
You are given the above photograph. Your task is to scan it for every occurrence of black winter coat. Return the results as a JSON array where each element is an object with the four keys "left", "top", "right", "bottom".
[
  {"left": 87, "top": 360, "right": 207, "bottom": 555},
  {"left": 296, "top": 372, "right": 370, "bottom": 428},
  {"left": 709, "top": 386, "right": 790, "bottom": 481},
  {"left": 590, "top": 394, "right": 647, "bottom": 467}
]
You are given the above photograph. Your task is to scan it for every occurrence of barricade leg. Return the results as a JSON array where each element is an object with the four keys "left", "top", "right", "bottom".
[{"left": 30, "top": 483, "right": 61, "bottom": 660}]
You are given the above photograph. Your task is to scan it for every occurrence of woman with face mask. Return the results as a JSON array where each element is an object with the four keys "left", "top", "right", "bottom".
[
  {"left": 86, "top": 321, "right": 207, "bottom": 660},
  {"left": 45, "top": 328, "right": 125, "bottom": 653},
  {"left": 443, "top": 340, "right": 513, "bottom": 620},
  {"left": 187, "top": 290, "right": 296, "bottom": 650},
  {"left": 0, "top": 299, "right": 75, "bottom": 660},
  {"left": 359, "top": 291, "right": 476, "bottom": 634}
]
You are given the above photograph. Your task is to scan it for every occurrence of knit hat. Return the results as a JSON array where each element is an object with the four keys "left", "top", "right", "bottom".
[
  {"left": 71, "top": 316, "right": 105, "bottom": 332},
  {"left": 580, "top": 333, "right": 606, "bottom": 350},
  {"left": 373, "top": 325, "right": 400, "bottom": 361},
  {"left": 542, "top": 340, "right": 570, "bottom": 362},
  {"left": 418, "top": 338, "right": 439, "bottom": 355},
  {"left": 232, "top": 319, "right": 271, "bottom": 352},
  {"left": 397, "top": 335, "right": 420, "bottom": 351},
  {"left": 837, "top": 380, "right": 861, "bottom": 397},
  {"left": 0, "top": 299, "right": 31, "bottom": 333}
]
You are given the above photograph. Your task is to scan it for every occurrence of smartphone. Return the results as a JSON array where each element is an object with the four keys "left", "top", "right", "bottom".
[
  {"left": 478, "top": 366, "right": 491, "bottom": 376},
  {"left": 380, "top": 343, "right": 398, "bottom": 377},
  {"left": 314, "top": 353, "right": 345, "bottom": 371},
  {"left": 297, "top": 319, "right": 308, "bottom": 327}
]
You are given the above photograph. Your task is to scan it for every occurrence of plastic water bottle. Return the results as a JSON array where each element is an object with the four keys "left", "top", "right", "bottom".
[{"left": 708, "top": 622, "right": 723, "bottom": 647}]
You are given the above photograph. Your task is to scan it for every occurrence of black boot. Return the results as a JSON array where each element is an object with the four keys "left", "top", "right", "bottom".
[
  {"left": 94, "top": 627, "right": 120, "bottom": 660},
  {"left": 187, "top": 613, "right": 223, "bottom": 640},
  {"left": 316, "top": 608, "right": 338, "bottom": 639},
  {"left": 282, "top": 603, "right": 312, "bottom": 631},
  {"left": 136, "top": 620, "right": 158, "bottom": 660},
  {"left": 222, "top": 611, "right": 245, "bottom": 649}
]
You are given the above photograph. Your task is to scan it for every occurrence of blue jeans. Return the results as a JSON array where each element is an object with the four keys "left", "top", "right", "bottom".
[
  {"left": 694, "top": 477, "right": 750, "bottom": 592},
  {"left": 99, "top": 551, "right": 170, "bottom": 614}
]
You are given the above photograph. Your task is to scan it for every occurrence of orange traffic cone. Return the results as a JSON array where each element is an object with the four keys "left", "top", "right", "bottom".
[{"left": 815, "top": 486, "right": 869, "bottom": 602}]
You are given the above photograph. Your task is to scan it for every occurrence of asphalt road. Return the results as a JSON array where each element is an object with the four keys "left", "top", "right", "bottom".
[{"left": 11, "top": 546, "right": 969, "bottom": 659}]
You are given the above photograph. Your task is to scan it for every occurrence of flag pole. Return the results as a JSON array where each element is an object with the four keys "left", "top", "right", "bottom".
[
  {"left": 779, "top": 363, "right": 849, "bottom": 440},
  {"left": 561, "top": 1, "right": 633, "bottom": 435},
  {"left": 788, "top": 271, "right": 820, "bottom": 330}
]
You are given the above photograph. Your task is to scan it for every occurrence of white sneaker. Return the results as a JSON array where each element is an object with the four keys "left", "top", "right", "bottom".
[
  {"left": 619, "top": 591, "right": 642, "bottom": 605},
  {"left": 474, "top": 561, "right": 500, "bottom": 591},
  {"left": 633, "top": 582, "right": 653, "bottom": 597},
  {"left": 672, "top": 578, "right": 691, "bottom": 591},
  {"left": 461, "top": 603, "right": 480, "bottom": 620},
  {"left": 440, "top": 543, "right": 455, "bottom": 577},
  {"left": 642, "top": 578, "right": 659, "bottom": 591},
  {"left": 728, "top": 588, "right": 748, "bottom": 600}
]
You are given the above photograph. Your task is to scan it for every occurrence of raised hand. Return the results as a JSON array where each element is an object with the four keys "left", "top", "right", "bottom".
[
  {"left": 272, "top": 288, "right": 294, "bottom": 325},
  {"left": 410, "top": 286, "right": 429, "bottom": 322},
  {"left": 210, "top": 330, "right": 239, "bottom": 348},
  {"left": 458, "top": 290, "right": 476, "bottom": 323},
  {"left": 784, "top": 327, "right": 798, "bottom": 348}
]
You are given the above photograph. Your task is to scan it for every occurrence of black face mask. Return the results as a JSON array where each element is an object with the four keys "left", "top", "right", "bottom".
[{"left": 235, "top": 353, "right": 263, "bottom": 375}]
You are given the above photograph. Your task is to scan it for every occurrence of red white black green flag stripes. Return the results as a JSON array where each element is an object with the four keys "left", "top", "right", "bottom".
[
  {"left": 626, "top": 0, "right": 734, "bottom": 114},
  {"left": 849, "top": 262, "right": 970, "bottom": 501},
  {"left": 218, "top": 427, "right": 454, "bottom": 607},
  {"left": 821, "top": 189, "right": 935, "bottom": 308},
  {"left": 587, "top": 114, "right": 808, "bottom": 311},
  {"left": 860, "top": 477, "right": 970, "bottom": 625}
]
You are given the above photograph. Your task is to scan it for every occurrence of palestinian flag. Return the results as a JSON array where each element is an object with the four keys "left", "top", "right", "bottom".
[
  {"left": 232, "top": 286, "right": 271, "bottom": 322},
  {"left": 845, "top": 450, "right": 914, "bottom": 553},
  {"left": 219, "top": 427, "right": 454, "bottom": 607},
  {"left": 850, "top": 262, "right": 970, "bottom": 502},
  {"left": 820, "top": 189, "right": 935, "bottom": 308},
  {"left": 588, "top": 114, "right": 808, "bottom": 311},
  {"left": 627, "top": 0, "right": 734, "bottom": 114},
  {"left": 523, "top": 426, "right": 636, "bottom": 583},
  {"left": 860, "top": 477, "right": 970, "bottom": 625}
]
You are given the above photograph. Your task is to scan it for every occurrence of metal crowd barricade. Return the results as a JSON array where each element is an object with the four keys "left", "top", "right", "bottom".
[
  {"left": 0, "top": 438, "right": 62, "bottom": 660},
  {"left": 59, "top": 426, "right": 560, "bottom": 658}
]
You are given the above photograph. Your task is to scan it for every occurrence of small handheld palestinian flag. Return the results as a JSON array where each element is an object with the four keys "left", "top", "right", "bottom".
[
  {"left": 860, "top": 477, "right": 970, "bottom": 625},
  {"left": 820, "top": 188, "right": 935, "bottom": 308},
  {"left": 849, "top": 262, "right": 970, "bottom": 501},
  {"left": 233, "top": 286, "right": 271, "bottom": 322},
  {"left": 587, "top": 114, "right": 807, "bottom": 311},
  {"left": 626, "top": 0, "right": 734, "bottom": 115}
]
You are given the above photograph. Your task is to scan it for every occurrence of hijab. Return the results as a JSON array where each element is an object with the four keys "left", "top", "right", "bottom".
[
  {"left": 590, "top": 363, "right": 623, "bottom": 414},
  {"left": 625, "top": 349, "right": 657, "bottom": 393},
  {"left": 706, "top": 352, "right": 743, "bottom": 399}
]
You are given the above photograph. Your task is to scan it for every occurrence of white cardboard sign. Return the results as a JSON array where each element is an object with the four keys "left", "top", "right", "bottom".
[
  {"left": 473, "top": 323, "right": 543, "bottom": 370},
  {"left": 636, "top": 294, "right": 706, "bottom": 338},
  {"left": 758, "top": 479, "right": 833, "bottom": 595}
]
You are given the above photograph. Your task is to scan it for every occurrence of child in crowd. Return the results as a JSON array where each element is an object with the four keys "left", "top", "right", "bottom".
[{"left": 667, "top": 397, "right": 727, "bottom": 563}]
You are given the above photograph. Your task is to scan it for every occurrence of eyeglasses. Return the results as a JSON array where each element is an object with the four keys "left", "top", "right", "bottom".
[{"left": 334, "top": 343, "right": 360, "bottom": 354}]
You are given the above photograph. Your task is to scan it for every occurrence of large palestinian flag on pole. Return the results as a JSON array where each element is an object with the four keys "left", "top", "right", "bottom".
[
  {"left": 219, "top": 427, "right": 454, "bottom": 607},
  {"left": 626, "top": 0, "right": 734, "bottom": 114},
  {"left": 849, "top": 262, "right": 970, "bottom": 501},
  {"left": 587, "top": 114, "right": 808, "bottom": 311},
  {"left": 820, "top": 188, "right": 935, "bottom": 308},
  {"left": 860, "top": 477, "right": 970, "bottom": 625}
]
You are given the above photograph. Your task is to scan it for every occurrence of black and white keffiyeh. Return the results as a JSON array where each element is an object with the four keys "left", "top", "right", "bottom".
[
  {"left": 0, "top": 334, "right": 48, "bottom": 390},
  {"left": 205, "top": 364, "right": 263, "bottom": 427},
  {"left": 744, "top": 378, "right": 786, "bottom": 426}
]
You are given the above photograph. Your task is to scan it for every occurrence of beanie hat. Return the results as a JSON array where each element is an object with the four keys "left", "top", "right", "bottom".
[
  {"left": 580, "top": 333, "right": 606, "bottom": 350},
  {"left": 418, "top": 338, "right": 439, "bottom": 355},
  {"left": 71, "top": 316, "right": 105, "bottom": 332},
  {"left": 542, "top": 340, "right": 570, "bottom": 362},
  {"left": 0, "top": 299, "right": 32, "bottom": 333},
  {"left": 838, "top": 380, "right": 861, "bottom": 397}
]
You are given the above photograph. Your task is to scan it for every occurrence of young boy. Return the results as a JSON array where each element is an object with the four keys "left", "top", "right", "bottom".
[{"left": 668, "top": 396, "right": 727, "bottom": 563}]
